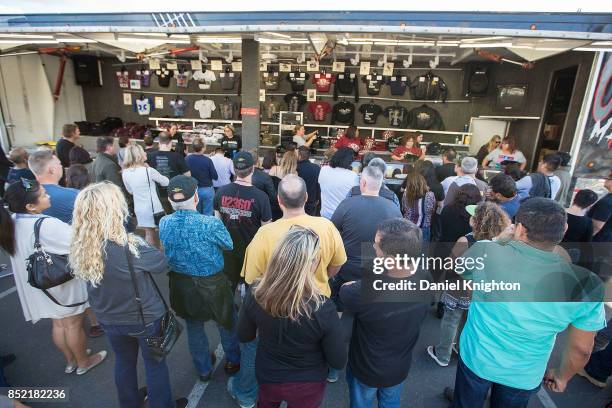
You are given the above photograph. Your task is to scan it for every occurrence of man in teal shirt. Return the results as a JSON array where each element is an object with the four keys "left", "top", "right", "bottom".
[{"left": 451, "top": 197, "right": 605, "bottom": 408}]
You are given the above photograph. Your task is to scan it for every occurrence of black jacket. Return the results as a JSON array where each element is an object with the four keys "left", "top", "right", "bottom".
[
  {"left": 252, "top": 168, "right": 277, "bottom": 205},
  {"left": 406, "top": 105, "right": 445, "bottom": 130},
  {"left": 409, "top": 72, "right": 448, "bottom": 102}
]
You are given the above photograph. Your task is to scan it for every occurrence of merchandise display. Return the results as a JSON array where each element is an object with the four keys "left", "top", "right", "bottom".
[
  {"left": 409, "top": 72, "right": 448, "bottom": 101},
  {"left": 192, "top": 69, "right": 216, "bottom": 90},
  {"left": 175, "top": 70, "right": 191, "bottom": 88},
  {"left": 387, "top": 74, "right": 409, "bottom": 96},
  {"left": 169, "top": 97, "right": 188, "bottom": 117},
  {"left": 136, "top": 69, "right": 151, "bottom": 87},
  {"left": 219, "top": 98, "right": 237, "bottom": 120},
  {"left": 313, "top": 71, "right": 335, "bottom": 93},
  {"left": 284, "top": 92, "right": 307, "bottom": 112},
  {"left": 116, "top": 69, "right": 129, "bottom": 88},
  {"left": 287, "top": 70, "right": 310, "bottom": 92},
  {"left": 220, "top": 68, "right": 239, "bottom": 90},
  {"left": 331, "top": 100, "right": 355, "bottom": 124},
  {"left": 383, "top": 104, "right": 409, "bottom": 128},
  {"left": 261, "top": 99, "right": 282, "bottom": 121},
  {"left": 194, "top": 98, "right": 216, "bottom": 119},
  {"left": 308, "top": 100, "right": 332, "bottom": 122},
  {"left": 358, "top": 102, "right": 383, "bottom": 125},
  {"left": 362, "top": 72, "right": 384, "bottom": 96},
  {"left": 334, "top": 71, "right": 359, "bottom": 101},
  {"left": 406, "top": 104, "right": 445, "bottom": 130},
  {"left": 155, "top": 68, "right": 174, "bottom": 88},
  {"left": 262, "top": 70, "right": 280, "bottom": 90},
  {"left": 133, "top": 96, "right": 155, "bottom": 116}
]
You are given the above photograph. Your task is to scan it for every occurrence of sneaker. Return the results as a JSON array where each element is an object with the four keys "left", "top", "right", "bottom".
[
  {"left": 175, "top": 397, "right": 188, "bottom": 408},
  {"left": 326, "top": 368, "right": 339, "bottom": 383},
  {"left": 199, "top": 353, "right": 217, "bottom": 382},
  {"left": 88, "top": 325, "right": 105, "bottom": 338},
  {"left": 76, "top": 350, "right": 108, "bottom": 375},
  {"left": 227, "top": 377, "right": 256, "bottom": 408},
  {"left": 65, "top": 348, "right": 91, "bottom": 374},
  {"left": 427, "top": 346, "right": 449, "bottom": 367},
  {"left": 444, "top": 387, "right": 454, "bottom": 402},
  {"left": 577, "top": 368, "right": 607, "bottom": 388},
  {"left": 224, "top": 361, "right": 240, "bottom": 376}
]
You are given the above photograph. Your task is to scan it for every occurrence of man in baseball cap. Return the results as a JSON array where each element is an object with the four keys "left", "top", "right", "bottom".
[
  {"left": 441, "top": 156, "right": 488, "bottom": 207},
  {"left": 159, "top": 175, "right": 240, "bottom": 383},
  {"left": 232, "top": 151, "right": 254, "bottom": 172}
]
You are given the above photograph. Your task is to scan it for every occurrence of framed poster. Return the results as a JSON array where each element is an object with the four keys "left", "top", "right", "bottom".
[
  {"left": 149, "top": 59, "right": 161, "bottom": 70},
  {"left": 123, "top": 93, "right": 132, "bottom": 105},
  {"left": 129, "top": 79, "right": 141, "bottom": 90},
  {"left": 232, "top": 61, "right": 243, "bottom": 72},
  {"left": 154, "top": 96, "right": 164, "bottom": 109},
  {"left": 332, "top": 61, "right": 345, "bottom": 72},
  {"left": 359, "top": 61, "right": 371, "bottom": 75},
  {"left": 307, "top": 59, "right": 319, "bottom": 72},
  {"left": 211, "top": 59, "right": 223, "bottom": 71},
  {"left": 166, "top": 61, "right": 178, "bottom": 70},
  {"left": 190, "top": 59, "right": 202, "bottom": 71},
  {"left": 260, "top": 62, "right": 268, "bottom": 72},
  {"left": 259, "top": 89, "right": 266, "bottom": 102},
  {"left": 383, "top": 62, "right": 395, "bottom": 76},
  {"left": 279, "top": 63, "right": 292, "bottom": 72},
  {"left": 307, "top": 89, "right": 317, "bottom": 102}
]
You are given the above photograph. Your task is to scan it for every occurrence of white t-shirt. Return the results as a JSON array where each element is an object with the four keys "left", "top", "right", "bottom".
[
  {"left": 485, "top": 148, "right": 526, "bottom": 168},
  {"left": 210, "top": 154, "right": 235, "bottom": 187},
  {"left": 192, "top": 70, "right": 216, "bottom": 90},
  {"left": 293, "top": 135, "right": 306, "bottom": 147},
  {"left": 194, "top": 99, "right": 216, "bottom": 119},
  {"left": 318, "top": 166, "right": 360, "bottom": 219}
]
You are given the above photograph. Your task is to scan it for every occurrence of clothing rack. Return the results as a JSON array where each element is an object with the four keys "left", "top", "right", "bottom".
[
  {"left": 124, "top": 90, "right": 239, "bottom": 97},
  {"left": 263, "top": 92, "right": 469, "bottom": 104}
]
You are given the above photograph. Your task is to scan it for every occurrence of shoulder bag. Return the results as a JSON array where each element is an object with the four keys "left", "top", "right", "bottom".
[
  {"left": 125, "top": 246, "right": 182, "bottom": 362},
  {"left": 26, "top": 217, "right": 88, "bottom": 307},
  {"left": 145, "top": 167, "right": 166, "bottom": 225}
]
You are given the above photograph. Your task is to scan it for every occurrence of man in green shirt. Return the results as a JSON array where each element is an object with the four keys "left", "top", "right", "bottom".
[{"left": 450, "top": 198, "right": 605, "bottom": 408}]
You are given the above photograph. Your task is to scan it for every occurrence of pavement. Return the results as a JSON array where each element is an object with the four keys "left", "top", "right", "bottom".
[{"left": 1, "top": 253, "right": 612, "bottom": 408}]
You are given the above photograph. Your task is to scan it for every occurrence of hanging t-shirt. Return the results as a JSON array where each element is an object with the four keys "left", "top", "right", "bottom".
[
  {"left": 359, "top": 103, "right": 383, "bottom": 125},
  {"left": 214, "top": 183, "right": 273, "bottom": 257},
  {"left": 284, "top": 93, "right": 307, "bottom": 112},
  {"left": 362, "top": 74, "right": 384, "bottom": 96},
  {"left": 287, "top": 71, "right": 310, "bottom": 92},
  {"left": 133, "top": 97, "right": 155, "bottom": 116},
  {"left": 261, "top": 71, "right": 280, "bottom": 90},
  {"left": 261, "top": 100, "right": 282, "bottom": 121},
  {"left": 387, "top": 75, "right": 409, "bottom": 96},
  {"left": 155, "top": 68, "right": 174, "bottom": 88},
  {"left": 384, "top": 106, "right": 408, "bottom": 128},
  {"left": 313, "top": 72, "right": 335, "bottom": 93},
  {"left": 192, "top": 70, "right": 216, "bottom": 90},
  {"left": 116, "top": 70, "right": 129, "bottom": 88},
  {"left": 136, "top": 69, "right": 151, "bottom": 87},
  {"left": 220, "top": 71, "right": 238, "bottom": 90},
  {"left": 331, "top": 101, "right": 355, "bottom": 124},
  {"left": 169, "top": 99, "right": 188, "bottom": 117},
  {"left": 308, "top": 101, "right": 332, "bottom": 122},
  {"left": 194, "top": 99, "right": 216, "bottom": 119},
  {"left": 175, "top": 71, "right": 191, "bottom": 88},
  {"left": 220, "top": 100, "right": 236, "bottom": 120}
]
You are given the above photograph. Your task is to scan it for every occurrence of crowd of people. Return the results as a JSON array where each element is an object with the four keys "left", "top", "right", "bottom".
[{"left": 0, "top": 122, "right": 611, "bottom": 408}]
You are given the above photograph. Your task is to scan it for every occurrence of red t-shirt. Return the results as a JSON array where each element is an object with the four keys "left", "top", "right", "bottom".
[
  {"left": 313, "top": 72, "right": 335, "bottom": 93},
  {"left": 392, "top": 145, "right": 421, "bottom": 158},
  {"left": 308, "top": 101, "right": 332, "bottom": 121},
  {"left": 334, "top": 135, "right": 363, "bottom": 153}
]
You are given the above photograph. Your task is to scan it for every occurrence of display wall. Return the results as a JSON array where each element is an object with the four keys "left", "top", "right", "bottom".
[{"left": 81, "top": 51, "right": 595, "bottom": 165}]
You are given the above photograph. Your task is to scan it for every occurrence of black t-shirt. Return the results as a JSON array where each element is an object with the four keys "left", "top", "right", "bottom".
[
  {"left": 362, "top": 73, "right": 384, "bottom": 96},
  {"left": 359, "top": 103, "right": 383, "bottom": 125},
  {"left": 55, "top": 138, "right": 75, "bottom": 169},
  {"left": 147, "top": 150, "right": 188, "bottom": 180},
  {"left": 287, "top": 71, "right": 310, "bottom": 92},
  {"left": 438, "top": 205, "right": 471, "bottom": 244},
  {"left": 387, "top": 75, "right": 409, "bottom": 96},
  {"left": 588, "top": 193, "right": 612, "bottom": 242},
  {"left": 297, "top": 160, "right": 321, "bottom": 215},
  {"left": 435, "top": 163, "right": 457, "bottom": 183},
  {"left": 331, "top": 101, "right": 355, "bottom": 125},
  {"left": 331, "top": 195, "right": 402, "bottom": 280},
  {"left": 564, "top": 213, "right": 593, "bottom": 243},
  {"left": 284, "top": 93, "right": 307, "bottom": 112},
  {"left": 221, "top": 136, "right": 242, "bottom": 159},
  {"left": 155, "top": 68, "right": 173, "bottom": 88},
  {"left": 383, "top": 106, "right": 408, "bottom": 128},
  {"left": 340, "top": 278, "right": 429, "bottom": 387},
  {"left": 214, "top": 183, "right": 272, "bottom": 257},
  {"left": 237, "top": 291, "right": 346, "bottom": 384}
]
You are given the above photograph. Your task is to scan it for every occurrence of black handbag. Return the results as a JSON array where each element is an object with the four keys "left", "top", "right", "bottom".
[
  {"left": 145, "top": 168, "right": 166, "bottom": 226},
  {"left": 26, "top": 217, "right": 88, "bottom": 307},
  {"left": 125, "top": 247, "right": 182, "bottom": 362}
]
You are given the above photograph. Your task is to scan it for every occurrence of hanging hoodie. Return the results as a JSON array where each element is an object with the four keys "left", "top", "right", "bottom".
[
  {"left": 333, "top": 71, "right": 359, "bottom": 102},
  {"left": 406, "top": 105, "right": 445, "bottom": 130},
  {"left": 409, "top": 72, "right": 448, "bottom": 101}
]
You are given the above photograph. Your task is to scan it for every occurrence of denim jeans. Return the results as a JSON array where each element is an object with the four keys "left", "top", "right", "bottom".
[
  {"left": 228, "top": 339, "right": 258, "bottom": 407},
  {"left": 436, "top": 307, "right": 466, "bottom": 365},
  {"left": 346, "top": 364, "right": 405, "bottom": 408},
  {"left": 421, "top": 226, "right": 431, "bottom": 243},
  {"left": 196, "top": 187, "right": 215, "bottom": 216},
  {"left": 101, "top": 317, "right": 175, "bottom": 408},
  {"left": 585, "top": 340, "right": 612, "bottom": 382},
  {"left": 451, "top": 357, "right": 538, "bottom": 408},
  {"left": 185, "top": 317, "right": 240, "bottom": 376}
]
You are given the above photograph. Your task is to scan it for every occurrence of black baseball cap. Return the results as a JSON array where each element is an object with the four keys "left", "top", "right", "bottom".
[
  {"left": 167, "top": 175, "right": 197, "bottom": 202},
  {"left": 233, "top": 151, "right": 254, "bottom": 170}
]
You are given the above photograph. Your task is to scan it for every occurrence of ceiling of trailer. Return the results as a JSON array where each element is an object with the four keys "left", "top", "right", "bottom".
[{"left": 0, "top": 32, "right": 608, "bottom": 65}]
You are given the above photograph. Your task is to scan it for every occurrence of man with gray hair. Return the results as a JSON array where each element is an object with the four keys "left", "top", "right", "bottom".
[
  {"left": 441, "top": 156, "right": 488, "bottom": 207},
  {"left": 348, "top": 157, "right": 400, "bottom": 208},
  {"left": 28, "top": 149, "right": 79, "bottom": 224},
  {"left": 331, "top": 165, "right": 402, "bottom": 300}
]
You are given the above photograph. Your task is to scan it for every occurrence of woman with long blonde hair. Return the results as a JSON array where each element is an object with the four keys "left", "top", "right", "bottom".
[
  {"left": 475, "top": 135, "right": 502, "bottom": 166},
  {"left": 70, "top": 182, "right": 187, "bottom": 408},
  {"left": 236, "top": 226, "right": 346, "bottom": 407},
  {"left": 121, "top": 142, "right": 169, "bottom": 247}
]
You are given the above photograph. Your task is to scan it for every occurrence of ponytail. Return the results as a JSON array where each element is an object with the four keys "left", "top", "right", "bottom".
[{"left": 0, "top": 201, "right": 15, "bottom": 256}]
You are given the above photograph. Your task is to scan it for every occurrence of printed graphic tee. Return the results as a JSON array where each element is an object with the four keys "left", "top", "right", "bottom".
[
  {"left": 136, "top": 70, "right": 151, "bottom": 87},
  {"left": 287, "top": 71, "right": 310, "bottom": 92},
  {"left": 175, "top": 71, "right": 191, "bottom": 88},
  {"left": 313, "top": 72, "right": 335, "bottom": 93},
  {"left": 384, "top": 106, "right": 408, "bottom": 127},
  {"left": 219, "top": 100, "right": 236, "bottom": 120},
  {"left": 116, "top": 70, "right": 129, "bottom": 88},
  {"left": 359, "top": 103, "right": 383, "bottom": 125},
  {"left": 134, "top": 97, "right": 154, "bottom": 116},
  {"left": 308, "top": 101, "right": 332, "bottom": 122},
  {"left": 169, "top": 99, "right": 188, "bottom": 117},
  {"left": 155, "top": 68, "right": 174, "bottom": 87},
  {"left": 262, "top": 100, "right": 282, "bottom": 121},
  {"left": 192, "top": 70, "right": 216, "bottom": 90},
  {"left": 194, "top": 99, "right": 216, "bottom": 119},
  {"left": 362, "top": 74, "right": 384, "bottom": 96},
  {"left": 262, "top": 72, "right": 280, "bottom": 90},
  {"left": 284, "top": 93, "right": 307, "bottom": 112}
]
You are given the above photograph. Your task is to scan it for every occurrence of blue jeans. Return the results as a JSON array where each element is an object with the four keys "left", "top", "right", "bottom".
[
  {"left": 451, "top": 357, "right": 538, "bottom": 408},
  {"left": 185, "top": 317, "right": 240, "bottom": 376},
  {"left": 346, "top": 365, "right": 405, "bottom": 408},
  {"left": 101, "top": 317, "right": 175, "bottom": 408},
  {"left": 228, "top": 339, "right": 258, "bottom": 407},
  {"left": 585, "top": 340, "right": 612, "bottom": 382},
  {"left": 421, "top": 226, "right": 431, "bottom": 242},
  {"left": 196, "top": 187, "right": 214, "bottom": 216}
]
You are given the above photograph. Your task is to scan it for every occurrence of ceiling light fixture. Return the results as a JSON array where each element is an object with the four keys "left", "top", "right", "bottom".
[
  {"left": 458, "top": 43, "right": 514, "bottom": 48},
  {"left": 197, "top": 37, "right": 242, "bottom": 44},
  {"left": 0, "top": 39, "right": 59, "bottom": 44},
  {"left": 56, "top": 38, "right": 97, "bottom": 43},
  {"left": 348, "top": 41, "right": 374, "bottom": 45},
  {"left": 117, "top": 36, "right": 190, "bottom": 44},
  {"left": 0, "top": 34, "right": 54, "bottom": 39}
]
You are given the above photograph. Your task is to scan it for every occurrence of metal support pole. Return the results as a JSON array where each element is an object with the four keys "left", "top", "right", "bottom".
[{"left": 241, "top": 39, "right": 260, "bottom": 151}]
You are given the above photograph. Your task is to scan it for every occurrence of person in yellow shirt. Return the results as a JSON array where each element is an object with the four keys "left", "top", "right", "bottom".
[{"left": 241, "top": 174, "right": 347, "bottom": 297}]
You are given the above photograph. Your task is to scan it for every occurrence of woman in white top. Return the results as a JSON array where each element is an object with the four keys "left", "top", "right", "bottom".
[
  {"left": 318, "top": 147, "right": 360, "bottom": 219},
  {"left": 121, "top": 143, "right": 169, "bottom": 247},
  {"left": 482, "top": 136, "right": 527, "bottom": 170},
  {"left": 0, "top": 179, "right": 106, "bottom": 375},
  {"left": 269, "top": 151, "right": 298, "bottom": 179}
]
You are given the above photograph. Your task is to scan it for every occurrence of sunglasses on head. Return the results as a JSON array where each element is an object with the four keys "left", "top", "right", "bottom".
[
  {"left": 289, "top": 224, "right": 320, "bottom": 247},
  {"left": 20, "top": 178, "right": 38, "bottom": 192}
]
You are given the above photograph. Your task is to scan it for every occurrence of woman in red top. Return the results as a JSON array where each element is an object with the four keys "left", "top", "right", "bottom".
[
  {"left": 334, "top": 126, "right": 363, "bottom": 154},
  {"left": 391, "top": 133, "right": 423, "bottom": 161}
]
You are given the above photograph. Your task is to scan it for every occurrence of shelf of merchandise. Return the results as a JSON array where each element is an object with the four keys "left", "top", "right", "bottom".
[{"left": 149, "top": 117, "right": 242, "bottom": 126}]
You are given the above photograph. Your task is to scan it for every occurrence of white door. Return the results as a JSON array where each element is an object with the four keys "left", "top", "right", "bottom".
[{"left": 469, "top": 118, "right": 509, "bottom": 155}]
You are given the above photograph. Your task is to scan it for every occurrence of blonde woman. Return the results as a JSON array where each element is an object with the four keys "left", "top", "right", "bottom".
[
  {"left": 121, "top": 143, "right": 169, "bottom": 247},
  {"left": 475, "top": 135, "right": 502, "bottom": 166},
  {"left": 70, "top": 182, "right": 187, "bottom": 408},
  {"left": 236, "top": 226, "right": 346, "bottom": 407},
  {"left": 0, "top": 180, "right": 106, "bottom": 375}
]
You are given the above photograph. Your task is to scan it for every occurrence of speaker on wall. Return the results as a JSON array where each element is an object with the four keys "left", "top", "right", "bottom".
[
  {"left": 72, "top": 56, "right": 102, "bottom": 86},
  {"left": 464, "top": 63, "right": 491, "bottom": 97}
]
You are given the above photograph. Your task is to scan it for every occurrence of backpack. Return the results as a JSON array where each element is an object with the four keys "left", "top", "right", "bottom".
[{"left": 528, "top": 173, "right": 552, "bottom": 199}]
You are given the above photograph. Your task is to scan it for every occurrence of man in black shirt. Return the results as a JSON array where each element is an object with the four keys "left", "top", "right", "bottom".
[
  {"left": 214, "top": 151, "right": 272, "bottom": 290},
  {"left": 55, "top": 123, "right": 81, "bottom": 185},
  {"left": 148, "top": 132, "right": 191, "bottom": 213},
  {"left": 296, "top": 147, "right": 321, "bottom": 216},
  {"left": 436, "top": 148, "right": 457, "bottom": 182},
  {"left": 589, "top": 173, "right": 612, "bottom": 243},
  {"left": 340, "top": 218, "right": 430, "bottom": 408}
]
